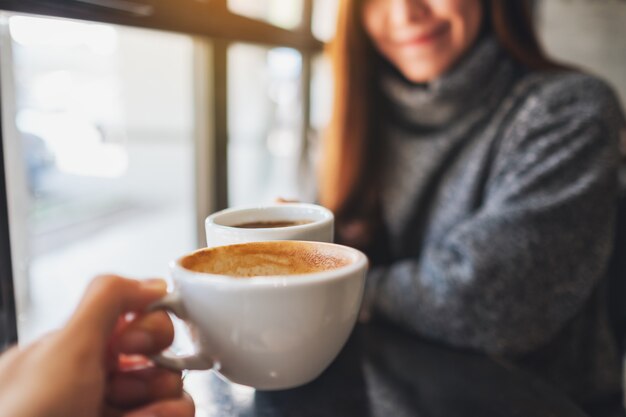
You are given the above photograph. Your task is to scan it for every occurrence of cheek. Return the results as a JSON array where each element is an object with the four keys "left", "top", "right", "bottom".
[
  {"left": 451, "top": 1, "right": 483, "bottom": 45},
  {"left": 465, "top": 1, "right": 484, "bottom": 35},
  {"left": 361, "top": 3, "right": 387, "bottom": 50}
]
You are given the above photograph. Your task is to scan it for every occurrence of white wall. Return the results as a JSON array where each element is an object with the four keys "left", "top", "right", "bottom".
[{"left": 536, "top": 0, "right": 626, "bottom": 108}]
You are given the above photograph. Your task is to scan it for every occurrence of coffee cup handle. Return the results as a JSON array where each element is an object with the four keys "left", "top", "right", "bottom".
[{"left": 146, "top": 292, "right": 214, "bottom": 371}]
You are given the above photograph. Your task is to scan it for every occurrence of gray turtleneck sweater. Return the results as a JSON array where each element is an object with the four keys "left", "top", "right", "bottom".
[{"left": 364, "top": 37, "right": 625, "bottom": 404}]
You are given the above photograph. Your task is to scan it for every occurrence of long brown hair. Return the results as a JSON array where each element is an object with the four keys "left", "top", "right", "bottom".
[{"left": 319, "top": 0, "right": 561, "bottom": 222}]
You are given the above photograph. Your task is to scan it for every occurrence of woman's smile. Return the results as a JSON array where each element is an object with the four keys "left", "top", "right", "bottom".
[{"left": 394, "top": 21, "right": 451, "bottom": 50}]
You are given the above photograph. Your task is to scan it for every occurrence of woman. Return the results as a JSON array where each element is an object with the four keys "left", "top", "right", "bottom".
[{"left": 320, "top": 0, "right": 625, "bottom": 412}]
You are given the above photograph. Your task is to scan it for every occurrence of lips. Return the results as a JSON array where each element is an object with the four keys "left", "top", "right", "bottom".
[{"left": 396, "top": 22, "right": 451, "bottom": 46}]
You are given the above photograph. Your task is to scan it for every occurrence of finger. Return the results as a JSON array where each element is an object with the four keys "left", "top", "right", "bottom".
[
  {"left": 122, "top": 392, "right": 194, "bottom": 417},
  {"left": 0, "top": 345, "right": 24, "bottom": 385},
  {"left": 111, "top": 310, "right": 174, "bottom": 355},
  {"left": 66, "top": 276, "right": 167, "bottom": 351},
  {"left": 105, "top": 315, "right": 133, "bottom": 368},
  {"left": 107, "top": 367, "right": 183, "bottom": 409},
  {"left": 276, "top": 197, "right": 300, "bottom": 203}
]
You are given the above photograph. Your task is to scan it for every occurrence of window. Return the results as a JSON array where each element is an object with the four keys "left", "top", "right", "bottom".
[
  {"left": 3, "top": 15, "right": 198, "bottom": 343},
  {"left": 228, "top": 44, "right": 304, "bottom": 205},
  {"left": 312, "top": 0, "right": 339, "bottom": 42},
  {"left": 228, "top": 0, "right": 304, "bottom": 30},
  {"left": 0, "top": 0, "right": 325, "bottom": 348}
]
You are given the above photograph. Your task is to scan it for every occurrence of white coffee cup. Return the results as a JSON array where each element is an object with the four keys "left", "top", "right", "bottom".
[
  {"left": 150, "top": 240, "right": 368, "bottom": 390},
  {"left": 204, "top": 203, "right": 334, "bottom": 247}
]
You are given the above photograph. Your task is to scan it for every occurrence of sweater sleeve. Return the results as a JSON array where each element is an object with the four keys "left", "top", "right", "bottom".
[{"left": 366, "top": 74, "right": 624, "bottom": 356}]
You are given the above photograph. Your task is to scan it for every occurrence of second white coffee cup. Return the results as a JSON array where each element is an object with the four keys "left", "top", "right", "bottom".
[{"left": 205, "top": 203, "right": 334, "bottom": 246}]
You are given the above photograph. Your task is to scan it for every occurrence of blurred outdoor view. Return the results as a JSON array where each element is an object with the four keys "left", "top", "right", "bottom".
[
  {"left": 6, "top": 15, "right": 197, "bottom": 342},
  {"left": 3, "top": 0, "right": 332, "bottom": 346}
]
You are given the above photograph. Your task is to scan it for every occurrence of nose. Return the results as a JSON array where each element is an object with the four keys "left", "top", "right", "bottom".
[{"left": 389, "top": 0, "right": 430, "bottom": 25}]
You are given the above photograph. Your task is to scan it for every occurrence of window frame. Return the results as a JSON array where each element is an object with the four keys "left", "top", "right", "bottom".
[
  {"left": 0, "top": 0, "right": 322, "bottom": 347},
  {"left": 0, "top": 126, "right": 17, "bottom": 351}
]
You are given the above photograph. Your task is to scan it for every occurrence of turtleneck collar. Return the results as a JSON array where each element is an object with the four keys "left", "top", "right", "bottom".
[{"left": 380, "top": 35, "right": 516, "bottom": 129}]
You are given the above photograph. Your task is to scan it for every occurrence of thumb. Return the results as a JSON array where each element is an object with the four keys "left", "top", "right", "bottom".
[{"left": 66, "top": 275, "right": 167, "bottom": 348}]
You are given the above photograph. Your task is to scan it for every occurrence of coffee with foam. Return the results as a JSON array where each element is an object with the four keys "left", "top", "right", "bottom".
[
  {"left": 154, "top": 239, "right": 368, "bottom": 389},
  {"left": 181, "top": 241, "right": 352, "bottom": 277}
]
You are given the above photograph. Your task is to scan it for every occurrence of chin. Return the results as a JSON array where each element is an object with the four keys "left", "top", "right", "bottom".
[
  {"left": 399, "top": 58, "right": 456, "bottom": 83},
  {"left": 401, "top": 68, "right": 441, "bottom": 83}
]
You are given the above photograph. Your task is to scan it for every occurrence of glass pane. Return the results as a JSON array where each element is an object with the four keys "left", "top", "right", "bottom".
[
  {"left": 305, "top": 54, "right": 333, "bottom": 202},
  {"left": 228, "top": 43, "right": 304, "bottom": 206},
  {"left": 312, "top": 0, "right": 338, "bottom": 42},
  {"left": 311, "top": 53, "right": 333, "bottom": 132},
  {"left": 228, "top": 0, "right": 303, "bottom": 30},
  {"left": 5, "top": 15, "right": 198, "bottom": 343}
]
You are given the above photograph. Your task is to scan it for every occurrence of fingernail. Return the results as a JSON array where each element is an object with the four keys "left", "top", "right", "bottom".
[{"left": 118, "top": 330, "right": 153, "bottom": 353}]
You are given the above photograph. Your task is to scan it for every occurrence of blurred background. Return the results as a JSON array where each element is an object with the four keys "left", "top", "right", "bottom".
[{"left": 0, "top": 0, "right": 623, "bottom": 349}]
